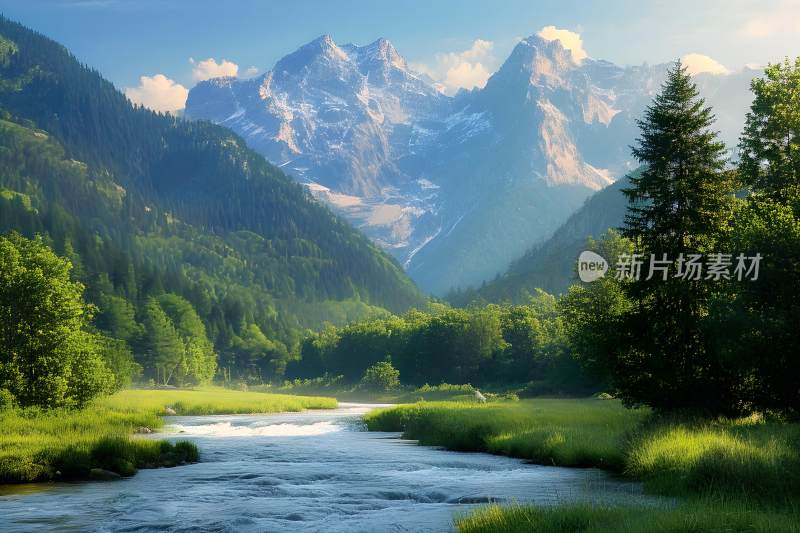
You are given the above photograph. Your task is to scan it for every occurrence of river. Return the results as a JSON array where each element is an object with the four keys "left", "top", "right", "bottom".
[{"left": 0, "top": 403, "right": 652, "bottom": 532}]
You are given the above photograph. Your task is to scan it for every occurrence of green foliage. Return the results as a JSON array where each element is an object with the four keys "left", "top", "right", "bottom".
[
  {"left": 560, "top": 230, "right": 634, "bottom": 386},
  {"left": 98, "top": 336, "right": 141, "bottom": 390},
  {"left": 141, "top": 297, "right": 186, "bottom": 385},
  {"left": 156, "top": 294, "right": 217, "bottom": 385},
  {"left": 0, "top": 232, "right": 113, "bottom": 407},
  {"left": 0, "top": 387, "right": 15, "bottom": 409},
  {"left": 359, "top": 361, "right": 401, "bottom": 392},
  {"left": 739, "top": 57, "right": 800, "bottom": 201},
  {"left": 292, "top": 294, "right": 596, "bottom": 393},
  {"left": 722, "top": 58, "right": 800, "bottom": 414}
]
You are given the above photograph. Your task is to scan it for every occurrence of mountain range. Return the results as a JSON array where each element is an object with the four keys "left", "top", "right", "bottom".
[
  {"left": 186, "top": 33, "right": 758, "bottom": 295},
  {"left": 0, "top": 16, "right": 424, "bottom": 361}
]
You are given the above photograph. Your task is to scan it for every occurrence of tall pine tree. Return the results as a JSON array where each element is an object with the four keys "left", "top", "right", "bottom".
[{"left": 617, "top": 61, "right": 737, "bottom": 413}]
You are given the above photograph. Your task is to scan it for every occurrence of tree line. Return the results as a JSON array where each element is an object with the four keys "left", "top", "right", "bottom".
[{"left": 289, "top": 293, "right": 593, "bottom": 394}]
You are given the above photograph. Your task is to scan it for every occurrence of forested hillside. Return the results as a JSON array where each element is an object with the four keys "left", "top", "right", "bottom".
[
  {"left": 449, "top": 175, "right": 633, "bottom": 305},
  {"left": 0, "top": 16, "right": 424, "bottom": 385}
]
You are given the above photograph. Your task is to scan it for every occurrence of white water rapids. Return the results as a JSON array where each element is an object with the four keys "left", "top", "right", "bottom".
[{"left": 0, "top": 403, "right": 654, "bottom": 532}]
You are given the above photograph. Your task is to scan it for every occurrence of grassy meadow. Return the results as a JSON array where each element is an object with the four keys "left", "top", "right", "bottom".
[
  {"left": 0, "top": 387, "right": 336, "bottom": 483},
  {"left": 365, "top": 399, "right": 800, "bottom": 531}
]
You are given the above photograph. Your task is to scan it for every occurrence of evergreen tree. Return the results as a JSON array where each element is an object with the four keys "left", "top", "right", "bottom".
[
  {"left": 157, "top": 294, "right": 216, "bottom": 385},
  {"left": 142, "top": 298, "right": 184, "bottom": 385},
  {"left": 618, "top": 61, "right": 737, "bottom": 412}
]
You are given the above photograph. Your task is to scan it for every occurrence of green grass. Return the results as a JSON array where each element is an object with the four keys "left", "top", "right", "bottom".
[
  {"left": 365, "top": 399, "right": 646, "bottom": 470},
  {"left": 454, "top": 501, "right": 800, "bottom": 533},
  {"left": 0, "top": 387, "right": 336, "bottom": 483},
  {"left": 626, "top": 415, "right": 800, "bottom": 500},
  {"left": 366, "top": 399, "right": 800, "bottom": 530},
  {"left": 103, "top": 387, "right": 337, "bottom": 415}
]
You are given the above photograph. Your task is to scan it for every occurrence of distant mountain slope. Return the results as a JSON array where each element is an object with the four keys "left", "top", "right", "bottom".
[
  {"left": 449, "top": 174, "right": 632, "bottom": 305},
  {"left": 186, "top": 33, "right": 756, "bottom": 295},
  {"left": 0, "top": 16, "right": 425, "bottom": 349}
]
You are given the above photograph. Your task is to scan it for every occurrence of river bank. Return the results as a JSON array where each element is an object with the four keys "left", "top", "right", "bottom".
[
  {"left": 0, "top": 388, "right": 336, "bottom": 483},
  {"left": 365, "top": 399, "right": 800, "bottom": 531}
]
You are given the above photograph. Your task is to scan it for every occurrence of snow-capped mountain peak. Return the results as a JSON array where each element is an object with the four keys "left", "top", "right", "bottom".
[{"left": 186, "top": 33, "right": 754, "bottom": 295}]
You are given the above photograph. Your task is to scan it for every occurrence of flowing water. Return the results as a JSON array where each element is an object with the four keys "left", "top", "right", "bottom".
[{"left": 0, "top": 403, "right": 653, "bottom": 532}]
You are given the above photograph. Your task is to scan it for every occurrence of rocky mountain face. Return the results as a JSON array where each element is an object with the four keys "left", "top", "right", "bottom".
[{"left": 186, "top": 33, "right": 756, "bottom": 295}]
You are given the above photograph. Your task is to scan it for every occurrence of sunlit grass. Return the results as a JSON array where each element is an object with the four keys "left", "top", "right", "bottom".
[
  {"left": 103, "top": 387, "right": 337, "bottom": 415},
  {"left": 626, "top": 417, "right": 800, "bottom": 500},
  {"left": 365, "top": 399, "right": 646, "bottom": 469},
  {"left": 0, "top": 387, "right": 336, "bottom": 483},
  {"left": 454, "top": 501, "right": 800, "bottom": 533}
]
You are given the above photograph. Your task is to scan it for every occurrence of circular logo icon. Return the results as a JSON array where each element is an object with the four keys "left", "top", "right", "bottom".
[{"left": 577, "top": 251, "right": 608, "bottom": 282}]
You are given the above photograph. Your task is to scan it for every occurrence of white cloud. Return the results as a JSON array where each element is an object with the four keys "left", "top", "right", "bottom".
[
  {"left": 444, "top": 61, "right": 492, "bottom": 93},
  {"left": 124, "top": 74, "right": 188, "bottom": 114},
  {"left": 682, "top": 53, "right": 730, "bottom": 75},
  {"left": 189, "top": 57, "right": 239, "bottom": 81},
  {"left": 244, "top": 66, "right": 259, "bottom": 77},
  {"left": 412, "top": 39, "right": 496, "bottom": 95},
  {"left": 741, "top": 6, "right": 800, "bottom": 38},
  {"left": 537, "top": 25, "right": 587, "bottom": 64}
]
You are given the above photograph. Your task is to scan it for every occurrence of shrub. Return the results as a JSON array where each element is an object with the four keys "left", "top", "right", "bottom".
[
  {"left": 359, "top": 361, "right": 401, "bottom": 392},
  {"left": 0, "top": 388, "right": 15, "bottom": 410}
]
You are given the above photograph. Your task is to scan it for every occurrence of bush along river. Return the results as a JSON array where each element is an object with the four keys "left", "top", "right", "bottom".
[{"left": 0, "top": 403, "right": 658, "bottom": 532}]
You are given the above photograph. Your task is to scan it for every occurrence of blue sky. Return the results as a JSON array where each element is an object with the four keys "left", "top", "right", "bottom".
[{"left": 1, "top": 0, "right": 797, "bottom": 111}]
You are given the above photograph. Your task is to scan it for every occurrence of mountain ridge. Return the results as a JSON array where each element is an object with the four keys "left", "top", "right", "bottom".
[{"left": 186, "top": 32, "right": 757, "bottom": 295}]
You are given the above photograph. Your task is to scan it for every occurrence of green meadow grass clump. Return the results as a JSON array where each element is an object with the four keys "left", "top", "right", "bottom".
[
  {"left": 364, "top": 399, "right": 647, "bottom": 470},
  {"left": 0, "top": 402, "right": 177, "bottom": 482},
  {"left": 454, "top": 502, "right": 800, "bottom": 533},
  {"left": 0, "top": 387, "right": 336, "bottom": 483},
  {"left": 626, "top": 415, "right": 800, "bottom": 501},
  {"left": 102, "top": 387, "right": 337, "bottom": 415}
]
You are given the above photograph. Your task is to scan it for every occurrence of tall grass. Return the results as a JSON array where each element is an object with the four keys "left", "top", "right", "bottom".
[
  {"left": 0, "top": 387, "right": 336, "bottom": 483},
  {"left": 626, "top": 416, "right": 800, "bottom": 500},
  {"left": 365, "top": 399, "right": 647, "bottom": 470},
  {"left": 455, "top": 502, "right": 800, "bottom": 533}
]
